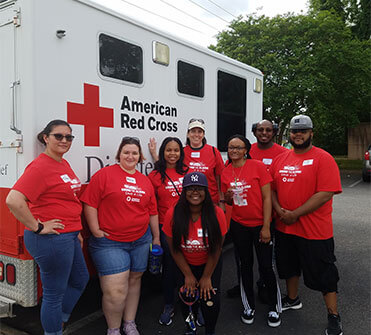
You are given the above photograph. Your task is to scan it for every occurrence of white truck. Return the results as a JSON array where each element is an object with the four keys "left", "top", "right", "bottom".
[{"left": 0, "top": 0, "right": 263, "bottom": 316}]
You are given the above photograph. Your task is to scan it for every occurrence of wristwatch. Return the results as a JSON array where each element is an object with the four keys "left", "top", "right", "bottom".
[{"left": 34, "top": 219, "right": 44, "bottom": 234}]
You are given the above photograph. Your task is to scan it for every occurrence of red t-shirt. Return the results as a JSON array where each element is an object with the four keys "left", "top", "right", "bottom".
[
  {"left": 12, "top": 153, "right": 82, "bottom": 233},
  {"left": 183, "top": 144, "right": 224, "bottom": 203},
  {"left": 148, "top": 168, "right": 184, "bottom": 226},
  {"left": 250, "top": 143, "right": 288, "bottom": 170},
  {"left": 221, "top": 159, "right": 272, "bottom": 227},
  {"left": 80, "top": 164, "right": 157, "bottom": 242},
  {"left": 162, "top": 206, "right": 227, "bottom": 266},
  {"left": 270, "top": 146, "right": 342, "bottom": 240}
]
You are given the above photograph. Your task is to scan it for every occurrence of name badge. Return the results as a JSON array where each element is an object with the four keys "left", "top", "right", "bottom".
[
  {"left": 191, "top": 152, "right": 200, "bottom": 158},
  {"left": 60, "top": 174, "right": 71, "bottom": 183},
  {"left": 302, "top": 159, "right": 313, "bottom": 166},
  {"left": 126, "top": 176, "right": 136, "bottom": 184},
  {"left": 197, "top": 229, "right": 203, "bottom": 237},
  {"left": 262, "top": 158, "right": 273, "bottom": 165}
]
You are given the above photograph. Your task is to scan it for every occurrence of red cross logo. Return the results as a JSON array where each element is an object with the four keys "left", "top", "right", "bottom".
[{"left": 67, "top": 83, "right": 114, "bottom": 146}]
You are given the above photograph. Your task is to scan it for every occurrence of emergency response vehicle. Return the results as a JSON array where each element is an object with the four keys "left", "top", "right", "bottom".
[{"left": 0, "top": 0, "right": 263, "bottom": 316}]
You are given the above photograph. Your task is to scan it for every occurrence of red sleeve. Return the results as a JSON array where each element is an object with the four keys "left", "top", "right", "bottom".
[
  {"left": 215, "top": 206, "right": 228, "bottom": 236},
  {"left": 80, "top": 169, "right": 105, "bottom": 208},
  {"left": 316, "top": 152, "right": 342, "bottom": 194},
  {"left": 147, "top": 180, "right": 158, "bottom": 215},
  {"left": 13, "top": 164, "right": 48, "bottom": 203},
  {"left": 213, "top": 147, "right": 225, "bottom": 176},
  {"left": 162, "top": 206, "right": 174, "bottom": 237},
  {"left": 257, "top": 161, "right": 273, "bottom": 187},
  {"left": 220, "top": 166, "right": 230, "bottom": 193}
]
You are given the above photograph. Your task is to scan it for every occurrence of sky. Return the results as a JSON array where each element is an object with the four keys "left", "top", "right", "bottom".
[{"left": 93, "top": 0, "right": 309, "bottom": 47}]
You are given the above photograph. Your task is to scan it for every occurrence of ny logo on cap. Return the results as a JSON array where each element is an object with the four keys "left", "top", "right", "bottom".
[
  {"left": 191, "top": 174, "right": 199, "bottom": 182},
  {"left": 295, "top": 119, "right": 300, "bottom": 123}
]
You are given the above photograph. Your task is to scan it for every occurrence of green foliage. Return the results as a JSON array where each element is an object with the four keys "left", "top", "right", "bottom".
[{"left": 210, "top": 11, "right": 371, "bottom": 154}]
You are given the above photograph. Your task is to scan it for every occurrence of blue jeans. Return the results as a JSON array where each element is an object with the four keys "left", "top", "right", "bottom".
[{"left": 24, "top": 231, "right": 89, "bottom": 335}]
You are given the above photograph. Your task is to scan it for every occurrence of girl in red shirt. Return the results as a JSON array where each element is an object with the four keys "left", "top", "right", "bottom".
[
  {"left": 81, "top": 137, "right": 160, "bottom": 335},
  {"left": 148, "top": 137, "right": 188, "bottom": 326},
  {"left": 163, "top": 172, "right": 227, "bottom": 335},
  {"left": 221, "top": 135, "right": 282, "bottom": 328},
  {"left": 6, "top": 120, "right": 89, "bottom": 335}
]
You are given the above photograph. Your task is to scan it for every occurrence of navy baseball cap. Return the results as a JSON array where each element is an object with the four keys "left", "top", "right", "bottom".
[{"left": 182, "top": 172, "right": 208, "bottom": 188}]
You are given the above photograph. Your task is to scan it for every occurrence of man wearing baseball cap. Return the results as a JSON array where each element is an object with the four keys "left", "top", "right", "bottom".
[{"left": 269, "top": 115, "right": 343, "bottom": 335}]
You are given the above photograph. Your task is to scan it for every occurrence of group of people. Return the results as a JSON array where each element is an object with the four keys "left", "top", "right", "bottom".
[{"left": 5, "top": 115, "right": 343, "bottom": 335}]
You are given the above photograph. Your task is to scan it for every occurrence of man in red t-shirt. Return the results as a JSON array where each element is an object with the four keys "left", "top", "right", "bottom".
[{"left": 270, "top": 115, "right": 343, "bottom": 335}]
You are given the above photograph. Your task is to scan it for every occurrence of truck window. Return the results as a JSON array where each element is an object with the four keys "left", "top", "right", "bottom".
[
  {"left": 99, "top": 33, "right": 143, "bottom": 84},
  {"left": 217, "top": 71, "right": 247, "bottom": 151},
  {"left": 177, "top": 60, "right": 204, "bottom": 97}
]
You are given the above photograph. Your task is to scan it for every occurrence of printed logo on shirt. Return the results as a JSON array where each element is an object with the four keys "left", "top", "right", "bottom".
[
  {"left": 278, "top": 165, "right": 302, "bottom": 183},
  {"left": 229, "top": 181, "right": 250, "bottom": 206},
  {"left": 165, "top": 177, "right": 183, "bottom": 197},
  {"left": 126, "top": 176, "right": 136, "bottom": 184},
  {"left": 262, "top": 158, "right": 273, "bottom": 165},
  {"left": 189, "top": 161, "right": 208, "bottom": 172},
  {"left": 121, "top": 183, "right": 145, "bottom": 203},
  {"left": 191, "top": 152, "right": 200, "bottom": 158},
  {"left": 181, "top": 238, "right": 208, "bottom": 253},
  {"left": 60, "top": 174, "right": 81, "bottom": 194},
  {"left": 302, "top": 159, "right": 313, "bottom": 166}
]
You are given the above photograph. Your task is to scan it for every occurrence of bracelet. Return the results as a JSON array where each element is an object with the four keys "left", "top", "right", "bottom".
[
  {"left": 34, "top": 219, "right": 44, "bottom": 234},
  {"left": 219, "top": 200, "right": 226, "bottom": 203}
]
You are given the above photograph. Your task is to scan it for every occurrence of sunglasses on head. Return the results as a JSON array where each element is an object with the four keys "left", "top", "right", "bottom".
[
  {"left": 122, "top": 136, "right": 140, "bottom": 143},
  {"left": 50, "top": 133, "right": 75, "bottom": 142},
  {"left": 290, "top": 129, "right": 311, "bottom": 134},
  {"left": 189, "top": 118, "right": 205, "bottom": 124}
]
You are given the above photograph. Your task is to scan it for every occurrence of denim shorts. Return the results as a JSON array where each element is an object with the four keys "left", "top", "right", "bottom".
[{"left": 88, "top": 226, "right": 152, "bottom": 276}]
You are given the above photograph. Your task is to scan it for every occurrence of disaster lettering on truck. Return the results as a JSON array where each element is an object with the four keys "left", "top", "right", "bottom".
[{"left": 0, "top": 0, "right": 263, "bottom": 316}]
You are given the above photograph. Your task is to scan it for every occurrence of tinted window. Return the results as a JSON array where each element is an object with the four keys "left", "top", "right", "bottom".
[
  {"left": 177, "top": 61, "right": 204, "bottom": 97},
  {"left": 99, "top": 33, "right": 143, "bottom": 84},
  {"left": 217, "top": 71, "right": 247, "bottom": 151}
]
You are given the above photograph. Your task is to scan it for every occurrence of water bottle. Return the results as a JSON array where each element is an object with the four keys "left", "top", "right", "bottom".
[{"left": 149, "top": 244, "right": 163, "bottom": 275}]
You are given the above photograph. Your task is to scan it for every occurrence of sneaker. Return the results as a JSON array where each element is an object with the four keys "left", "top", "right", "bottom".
[
  {"left": 281, "top": 295, "right": 303, "bottom": 311},
  {"left": 227, "top": 284, "right": 240, "bottom": 298},
  {"left": 184, "top": 323, "right": 197, "bottom": 335},
  {"left": 241, "top": 309, "right": 255, "bottom": 324},
  {"left": 107, "top": 328, "right": 121, "bottom": 335},
  {"left": 123, "top": 321, "right": 140, "bottom": 335},
  {"left": 196, "top": 307, "right": 204, "bottom": 327},
  {"left": 325, "top": 314, "right": 343, "bottom": 335},
  {"left": 267, "top": 310, "right": 281, "bottom": 327},
  {"left": 159, "top": 304, "right": 174, "bottom": 325}
]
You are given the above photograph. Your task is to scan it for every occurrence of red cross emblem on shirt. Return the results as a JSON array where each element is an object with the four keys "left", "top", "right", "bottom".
[{"left": 67, "top": 83, "right": 114, "bottom": 146}]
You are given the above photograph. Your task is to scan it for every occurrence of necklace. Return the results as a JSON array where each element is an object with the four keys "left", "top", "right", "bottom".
[{"left": 232, "top": 160, "right": 246, "bottom": 183}]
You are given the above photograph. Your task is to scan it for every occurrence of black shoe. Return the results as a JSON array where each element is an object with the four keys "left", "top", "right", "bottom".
[
  {"left": 325, "top": 314, "right": 343, "bottom": 335},
  {"left": 227, "top": 284, "right": 240, "bottom": 298},
  {"left": 281, "top": 295, "right": 303, "bottom": 311},
  {"left": 267, "top": 310, "right": 281, "bottom": 327},
  {"left": 241, "top": 309, "right": 255, "bottom": 325}
]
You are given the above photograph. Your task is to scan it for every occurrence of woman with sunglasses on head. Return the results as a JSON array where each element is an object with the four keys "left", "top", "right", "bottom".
[
  {"left": 148, "top": 137, "right": 188, "bottom": 326},
  {"left": 221, "top": 134, "right": 282, "bottom": 328},
  {"left": 6, "top": 120, "right": 89, "bottom": 335},
  {"left": 81, "top": 137, "right": 160, "bottom": 335},
  {"left": 162, "top": 172, "right": 227, "bottom": 335}
]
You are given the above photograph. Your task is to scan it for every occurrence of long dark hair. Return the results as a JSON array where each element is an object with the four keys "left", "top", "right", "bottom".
[
  {"left": 172, "top": 186, "right": 222, "bottom": 255},
  {"left": 37, "top": 120, "right": 72, "bottom": 145},
  {"left": 153, "top": 137, "right": 188, "bottom": 182},
  {"left": 226, "top": 134, "right": 252, "bottom": 165}
]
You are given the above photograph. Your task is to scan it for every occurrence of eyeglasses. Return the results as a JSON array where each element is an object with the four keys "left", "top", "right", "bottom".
[
  {"left": 256, "top": 127, "right": 273, "bottom": 133},
  {"left": 50, "top": 133, "right": 75, "bottom": 142},
  {"left": 186, "top": 186, "right": 205, "bottom": 193},
  {"left": 227, "top": 146, "right": 246, "bottom": 151},
  {"left": 188, "top": 118, "right": 205, "bottom": 124},
  {"left": 290, "top": 129, "right": 310, "bottom": 134}
]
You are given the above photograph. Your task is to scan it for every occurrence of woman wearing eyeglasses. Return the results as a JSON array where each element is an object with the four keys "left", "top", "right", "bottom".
[
  {"left": 81, "top": 137, "right": 160, "bottom": 335},
  {"left": 162, "top": 172, "right": 227, "bottom": 335},
  {"left": 6, "top": 120, "right": 89, "bottom": 335},
  {"left": 148, "top": 137, "right": 188, "bottom": 326},
  {"left": 221, "top": 134, "right": 282, "bottom": 328}
]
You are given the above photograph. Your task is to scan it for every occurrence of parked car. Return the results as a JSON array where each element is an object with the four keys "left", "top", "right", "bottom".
[{"left": 362, "top": 144, "right": 371, "bottom": 182}]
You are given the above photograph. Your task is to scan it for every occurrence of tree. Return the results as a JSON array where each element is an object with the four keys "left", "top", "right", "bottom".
[{"left": 210, "top": 12, "right": 370, "bottom": 154}]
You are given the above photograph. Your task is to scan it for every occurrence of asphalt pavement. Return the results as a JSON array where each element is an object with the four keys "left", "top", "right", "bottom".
[{"left": 1, "top": 171, "right": 370, "bottom": 335}]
